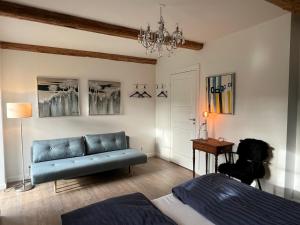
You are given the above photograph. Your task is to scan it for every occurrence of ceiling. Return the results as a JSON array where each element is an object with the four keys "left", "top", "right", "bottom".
[{"left": 0, "top": 0, "right": 287, "bottom": 59}]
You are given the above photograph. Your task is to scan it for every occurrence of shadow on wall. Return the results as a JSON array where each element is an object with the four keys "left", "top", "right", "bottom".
[
  {"left": 263, "top": 145, "right": 274, "bottom": 180},
  {"left": 262, "top": 145, "right": 300, "bottom": 202}
]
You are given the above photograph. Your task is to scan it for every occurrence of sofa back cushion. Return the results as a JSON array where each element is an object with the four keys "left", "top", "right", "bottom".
[
  {"left": 85, "top": 131, "right": 127, "bottom": 155},
  {"left": 32, "top": 137, "right": 85, "bottom": 163}
]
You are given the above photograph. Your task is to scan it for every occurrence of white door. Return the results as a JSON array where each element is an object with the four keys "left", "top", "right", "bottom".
[{"left": 171, "top": 69, "right": 198, "bottom": 170}]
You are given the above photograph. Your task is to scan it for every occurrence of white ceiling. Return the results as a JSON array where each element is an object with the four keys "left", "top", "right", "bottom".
[{"left": 0, "top": 0, "right": 287, "bottom": 59}]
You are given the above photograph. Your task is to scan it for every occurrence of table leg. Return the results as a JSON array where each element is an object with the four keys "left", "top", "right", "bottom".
[
  {"left": 205, "top": 152, "right": 208, "bottom": 174},
  {"left": 215, "top": 154, "right": 218, "bottom": 173},
  {"left": 193, "top": 148, "right": 195, "bottom": 178},
  {"left": 225, "top": 153, "right": 228, "bottom": 163}
]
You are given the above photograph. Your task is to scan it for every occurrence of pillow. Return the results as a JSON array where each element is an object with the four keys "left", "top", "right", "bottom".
[
  {"left": 61, "top": 192, "right": 177, "bottom": 225},
  {"left": 32, "top": 137, "right": 85, "bottom": 163},
  {"left": 84, "top": 131, "right": 127, "bottom": 155},
  {"left": 172, "top": 174, "right": 300, "bottom": 225}
]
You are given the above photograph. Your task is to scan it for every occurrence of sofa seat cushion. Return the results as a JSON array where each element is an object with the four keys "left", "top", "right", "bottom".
[{"left": 31, "top": 149, "right": 147, "bottom": 185}]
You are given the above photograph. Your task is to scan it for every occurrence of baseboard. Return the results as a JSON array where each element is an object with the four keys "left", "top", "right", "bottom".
[
  {"left": 7, "top": 173, "right": 30, "bottom": 183},
  {"left": 146, "top": 152, "right": 156, "bottom": 158},
  {"left": 156, "top": 152, "right": 170, "bottom": 161},
  {"left": 156, "top": 153, "right": 202, "bottom": 175},
  {"left": 7, "top": 175, "right": 20, "bottom": 183},
  {"left": 0, "top": 182, "right": 7, "bottom": 190}
]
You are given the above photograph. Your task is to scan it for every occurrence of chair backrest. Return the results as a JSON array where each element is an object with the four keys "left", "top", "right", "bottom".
[{"left": 237, "top": 139, "right": 269, "bottom": 163}]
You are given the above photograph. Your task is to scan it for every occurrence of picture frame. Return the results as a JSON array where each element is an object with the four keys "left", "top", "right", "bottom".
[
  {"left": 206, "top": 73, "right": 235, "bottom": 114},
  {"left": 88, "top": 80, "right": 121, "bottom": 115},
  {"left": 37, "top": 77, "right": 80, "bottom": 118}
]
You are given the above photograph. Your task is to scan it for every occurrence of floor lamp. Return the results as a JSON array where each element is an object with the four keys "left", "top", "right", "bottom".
[{"left": 7, "top": 102, "right": 34, "bottom": 192}]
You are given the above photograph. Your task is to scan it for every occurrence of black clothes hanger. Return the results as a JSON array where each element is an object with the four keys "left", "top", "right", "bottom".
[
  {"left": 157, "top": 84, "right": 168, "bottom": 98},
  {"left": 157, "top": 90, "right": 168, "bottom": 97},
  {"left": 130, "top": 84, "right": 143, "bottom": 98},
  {"left": 141, "top": 85, "right": 152, "bottom": 98}
]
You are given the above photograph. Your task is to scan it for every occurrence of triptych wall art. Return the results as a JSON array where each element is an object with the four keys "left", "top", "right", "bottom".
[
  {"left": 37, "top": 77, "right": 121, "bottom": 118},
  {"left": 206, "top": 73, "right": 235, "bottom": 114}
]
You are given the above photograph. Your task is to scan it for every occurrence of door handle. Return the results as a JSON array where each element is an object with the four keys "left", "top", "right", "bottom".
[{"left": 189, "top": 118, "right": 196, "bottom": 121}]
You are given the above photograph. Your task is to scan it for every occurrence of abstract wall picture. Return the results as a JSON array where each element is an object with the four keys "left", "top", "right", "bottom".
[
  {"left": 37, "top": 77, "right": 80, "bottom": 118},
  {"left": 206, "top": 73, "right": 235, "bottom": 114},
  {"left": 88, "top": 80, "right": 121, "bottom": 115}
]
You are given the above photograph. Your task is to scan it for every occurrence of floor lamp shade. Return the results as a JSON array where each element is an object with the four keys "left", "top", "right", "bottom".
[{"left": 7, "top": 103, "right": 32, "bottom": 118}]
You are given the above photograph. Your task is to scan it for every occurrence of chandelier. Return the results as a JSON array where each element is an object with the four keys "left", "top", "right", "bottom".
[{"left": 138, "top": 4, "right": 185, "bottom": 57}]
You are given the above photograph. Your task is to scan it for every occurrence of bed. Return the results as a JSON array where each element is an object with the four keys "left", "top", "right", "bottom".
[
  {"left": 61, "top": 174, "right": 300, "bottom": 225},
  {"left": 153, "top": 194, "right": 214, "bottom": 225}
]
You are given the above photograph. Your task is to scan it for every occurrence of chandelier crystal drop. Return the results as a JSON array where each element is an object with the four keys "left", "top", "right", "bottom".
[{"left": 138, "top": 4, "right": 185, "bottom": 57}]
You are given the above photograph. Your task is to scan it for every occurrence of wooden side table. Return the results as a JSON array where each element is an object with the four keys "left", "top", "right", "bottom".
[{"left": 192, "top": 138, "right": 234, "bottom": 178}]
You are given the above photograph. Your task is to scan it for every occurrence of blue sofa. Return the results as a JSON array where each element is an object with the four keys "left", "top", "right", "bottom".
[{"left": 30, "top": 131, "right": 147, "bottom": 190}]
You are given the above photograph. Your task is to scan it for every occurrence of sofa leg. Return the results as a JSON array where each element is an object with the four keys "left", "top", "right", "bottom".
[
  {"left": 129, "top": 165, "right": 134, "bottom": 176},
  {"left": 54, "top": 180, "right": 58, "bottom": 193}
]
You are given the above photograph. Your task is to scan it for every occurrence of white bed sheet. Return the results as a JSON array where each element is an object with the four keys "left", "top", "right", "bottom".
[{"left": 152, "top": 194, "right": 214, "bottom": 225}]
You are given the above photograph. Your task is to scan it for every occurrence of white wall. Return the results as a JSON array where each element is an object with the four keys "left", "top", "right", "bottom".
[
  {"left": 0, "top": 49, "right": 6, "bottom": 189},
  {"left": 156, "top": 14, "right": 291, "bottom": 193},
  {"left": 289, "top": 14, "right": 300, "bottom": 197},
  {"left": 1, "top": 50, "right": 156, "bottom": 182}
]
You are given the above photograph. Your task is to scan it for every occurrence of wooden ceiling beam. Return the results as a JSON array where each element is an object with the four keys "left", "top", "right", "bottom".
[
  {"left": 0, "top": 1, "right": 204, "bottom": 51},
  {"left": 265, "top": 0, "right": 300, "bottom": 13},
  {"left": 0, "top": 41, "right": 157, "bottom": 65}
]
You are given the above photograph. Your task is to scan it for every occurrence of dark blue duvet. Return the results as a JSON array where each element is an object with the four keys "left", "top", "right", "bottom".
[
  {"left": 61, "top": 192, "right": 177, "bottom": 225},
  {"left": 172, "top": 174, "right": 300, "bottom": 225}
]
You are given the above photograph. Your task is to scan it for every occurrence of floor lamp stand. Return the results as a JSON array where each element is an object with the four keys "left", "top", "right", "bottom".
[{"left": 15, "top": 119, "right": 34, "bottom": 192}]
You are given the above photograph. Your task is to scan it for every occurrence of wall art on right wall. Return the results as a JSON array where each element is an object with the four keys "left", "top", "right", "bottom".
[{"left": 206, "top": 73, "right": 235, "bottom": 114}]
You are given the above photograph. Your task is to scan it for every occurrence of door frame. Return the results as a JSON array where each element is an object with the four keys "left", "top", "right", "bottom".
[{"left": 169, "top": 64, "right": 201, "bottom": 169}]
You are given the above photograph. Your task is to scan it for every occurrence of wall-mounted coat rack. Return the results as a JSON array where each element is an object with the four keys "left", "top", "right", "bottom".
[
  {"left": 130, "top": 84, "right": 152, "bottom": 98},
  {"left": 156, "top": 84, "right": 168, "bottom": 98}
]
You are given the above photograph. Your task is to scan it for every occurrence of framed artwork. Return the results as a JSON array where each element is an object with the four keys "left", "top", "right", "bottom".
[
  {"left": 206, "top": 73, "right": 235, "bottom": 114},
  {"left": 37, "top": 77, "right": 80, "bottom": 117},
  {"left": 88, "top": 80, "right": 121, "bottom": 115}
]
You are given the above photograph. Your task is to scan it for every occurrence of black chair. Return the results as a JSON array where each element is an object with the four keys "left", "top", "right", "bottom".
[{"left": 218, "top": 138, "right": 269, "bottom": 190}]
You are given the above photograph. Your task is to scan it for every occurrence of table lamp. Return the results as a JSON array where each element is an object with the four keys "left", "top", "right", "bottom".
[
  {"left": 7, "top": 103, "right": 34, "bottom": 192},
  {"left": 200, "top": 111, "right": 209, "bottom": 140}
]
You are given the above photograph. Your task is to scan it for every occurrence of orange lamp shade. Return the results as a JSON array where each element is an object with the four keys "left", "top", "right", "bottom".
[
  {"left": 7, "top": 103, "right": 32, "bottom": 119},
  {"left": 203, "top": 111, "right": 209, "bottom": 118}
]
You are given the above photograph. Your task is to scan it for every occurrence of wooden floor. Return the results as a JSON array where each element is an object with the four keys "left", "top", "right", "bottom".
[{"left": 0, "top": 157, "right": 192, "bottom": 225}]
